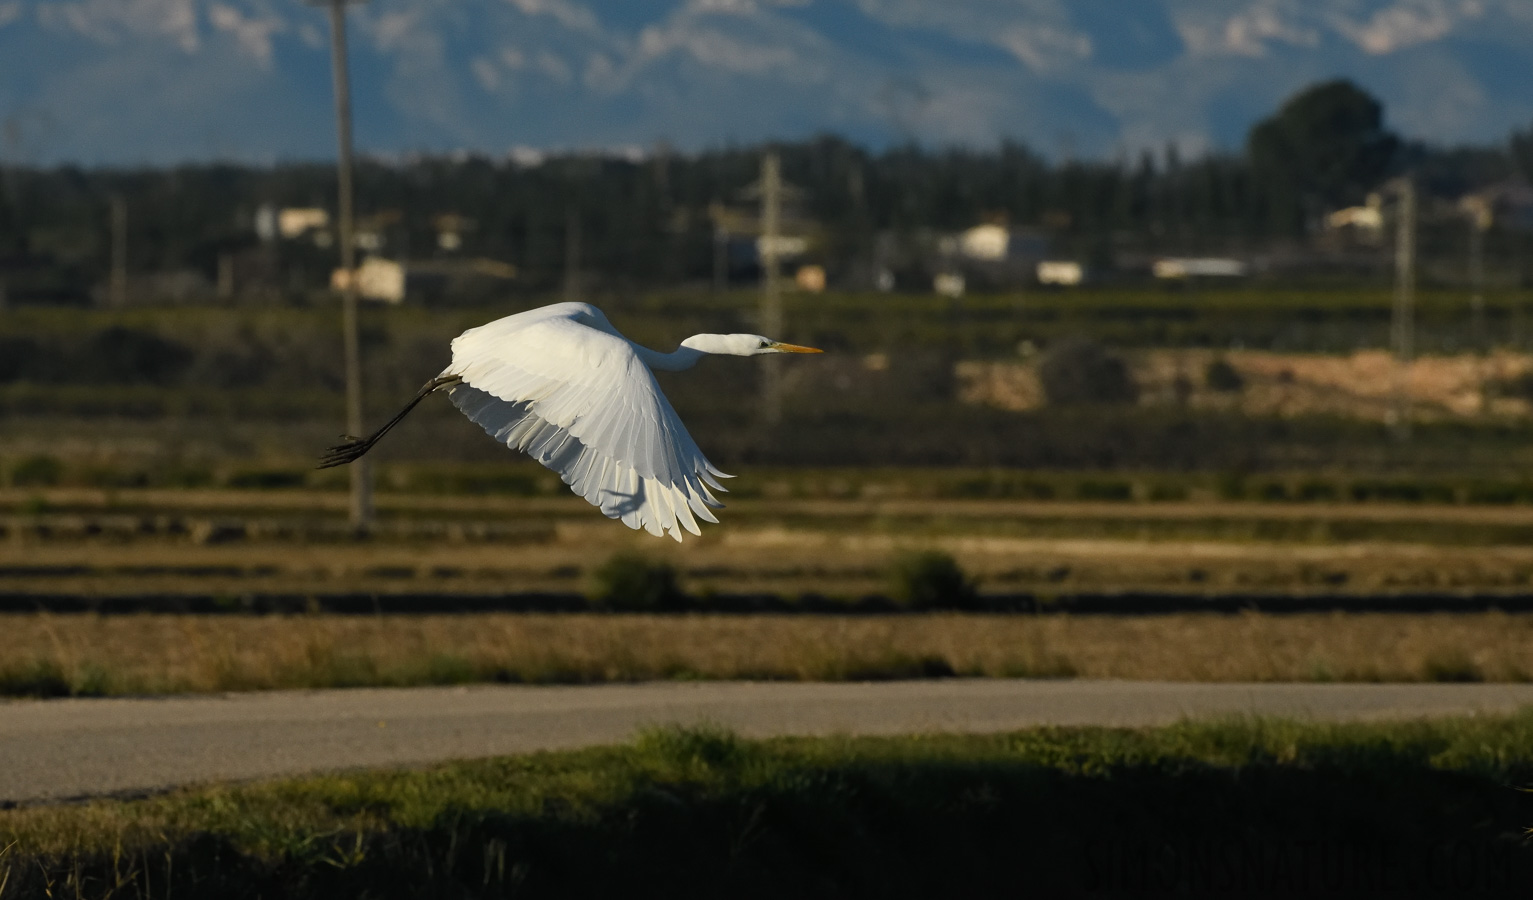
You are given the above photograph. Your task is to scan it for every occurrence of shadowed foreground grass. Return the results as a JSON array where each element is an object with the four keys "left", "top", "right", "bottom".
[
  {"left": 4, "top": 715, "right": 1533, "bottom": 898},
  {"left": 3, "top": 611, "right": 1533, "bottom": 697}
]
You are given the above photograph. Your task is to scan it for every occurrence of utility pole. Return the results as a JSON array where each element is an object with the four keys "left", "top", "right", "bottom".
[
  {"left": 760, "top": 151, "right": 783, "bottom": 425},
  {"left": 312, "top": 0, "right": 371, "bottom": 531},
  {"left": 109, "top": 194, "right": 128, "bottom": 306},
  {"left": 563, "top": 206, "right": 581, "bottom": 302},
  {"left": 712, "top": 216, "right": 728, "bottom": 293},
  {"left": 1390, "top": 177, "right": 1416, "bottom": 442},
  {"left": 1465, "top": 195, "right": 1491, "bottom": 413}
]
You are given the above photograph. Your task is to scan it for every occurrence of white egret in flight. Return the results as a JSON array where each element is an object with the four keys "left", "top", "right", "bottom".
[{"left": 319, "top": 302, "right": 822, "bottom": 541}]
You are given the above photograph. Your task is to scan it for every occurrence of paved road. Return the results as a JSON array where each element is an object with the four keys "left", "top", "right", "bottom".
[{"left": 5, "top": 680, "right": 1533, "bottom": 805}]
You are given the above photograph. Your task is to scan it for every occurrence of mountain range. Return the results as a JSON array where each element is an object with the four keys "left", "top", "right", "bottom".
[{"left": 1, "top": 0, "right": 1530, "bottom": 165}]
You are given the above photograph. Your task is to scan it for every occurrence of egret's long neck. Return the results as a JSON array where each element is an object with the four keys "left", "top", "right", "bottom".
[{"left": 632, "top": 342, "right": 707, "bottom": 372}]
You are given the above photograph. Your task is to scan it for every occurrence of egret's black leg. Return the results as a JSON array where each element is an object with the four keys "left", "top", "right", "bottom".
[{"left": 318, "top": 374, "right": 462, "bottom": 469}]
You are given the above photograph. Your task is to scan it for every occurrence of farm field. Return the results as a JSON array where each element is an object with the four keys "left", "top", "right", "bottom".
[
  {"left": 14, "top": 487, "right": 1533, "bottom": 601},
  {"left": 2, "top": 610, "right": 1531, "bottom": 696},
  {"left": 4, "top": 715, "right": 1532, "bottom": 897}
]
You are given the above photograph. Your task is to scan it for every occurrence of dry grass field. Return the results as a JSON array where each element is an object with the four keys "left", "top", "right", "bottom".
[
  {"left": 14, "top": 488, "right": 1533, "bottom": 598},
  {"left": 7, "top": 486, "right": 1533, "bottom": 696},
  {"left": 3, "top": 611, "right": 1530, "bottom": 696},
  {"left": 959, "top": 348, "right": 1533, "bottom": 422}
]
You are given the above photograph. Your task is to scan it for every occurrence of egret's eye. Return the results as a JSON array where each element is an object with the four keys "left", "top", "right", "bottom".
[{"left": 759, "top": 340, "right": 771, "bottom": 349}]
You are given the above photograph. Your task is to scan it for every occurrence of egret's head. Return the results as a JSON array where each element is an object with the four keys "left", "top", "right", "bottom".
[{"left": 682, "top": 334, "right": 824, "bottom": 357}]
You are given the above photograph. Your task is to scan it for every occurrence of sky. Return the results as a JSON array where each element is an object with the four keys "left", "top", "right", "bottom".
[{"left": 1, "top": 0, "right": 1531, "bottom": 165}]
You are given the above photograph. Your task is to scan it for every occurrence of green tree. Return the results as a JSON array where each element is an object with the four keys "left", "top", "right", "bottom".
[{"left": 1247, "top": 79, "right": 1399, "bottom": 233}]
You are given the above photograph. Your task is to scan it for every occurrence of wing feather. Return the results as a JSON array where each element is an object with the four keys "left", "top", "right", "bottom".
[{"left": 443, "top": 303, "right": 731, "bottom": 541}]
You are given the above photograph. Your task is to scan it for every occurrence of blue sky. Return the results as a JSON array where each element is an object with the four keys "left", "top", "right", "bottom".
[{"left": 1, "top": 0, "right": 1531, "bottom": 165}]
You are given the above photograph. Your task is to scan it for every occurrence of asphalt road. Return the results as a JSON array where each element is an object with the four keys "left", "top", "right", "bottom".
[{"left": 5, "top": 680, "right": 1533, "bottom": 806}]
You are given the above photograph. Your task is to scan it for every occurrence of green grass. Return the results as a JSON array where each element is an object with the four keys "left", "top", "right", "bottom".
[{"left": 5, "top": 714, "right": 1533, "bottom": 897}]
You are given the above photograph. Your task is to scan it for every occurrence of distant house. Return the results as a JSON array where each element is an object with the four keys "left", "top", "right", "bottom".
[
  {"left": 958, "top": 224, "right": 1009, "bottom": 261},
  {"left": 1152, "top": 258, "right": 1247, "bottom": 279},
  {"left": 331, "top": 257, "right": 406, "bottom": 303},
  {"left": 947, "top": 224, "right": 1050, "bottom": 290},
  {"left": 1459, "top": 181, "right": 1533, "bottom": 231},
  {"left": 331, "top": 257, "right": 516, "bottom": 304},
  {"left": 1326, "top": 203, "right": 1384, "bottom": 233},
  {"left": 1036, "top": 260, "right": 1084, "bottom": 286},
  {"left": 955, "top": 224, "right": 1048, "bottom": 264}
]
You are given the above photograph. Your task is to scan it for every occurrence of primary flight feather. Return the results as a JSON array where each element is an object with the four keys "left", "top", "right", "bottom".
[{"left": 318, "top": 302, "right": 821, "bottom": 541}]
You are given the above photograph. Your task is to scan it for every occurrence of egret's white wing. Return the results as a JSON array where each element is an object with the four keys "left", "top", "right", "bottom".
[{"left": 443, "top": 303, "right": 730, "bottom": 541}]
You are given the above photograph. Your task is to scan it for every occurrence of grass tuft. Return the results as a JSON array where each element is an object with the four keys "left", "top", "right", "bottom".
[{"left": 6, "top": 714, "right": 1533, "bottom": 897}]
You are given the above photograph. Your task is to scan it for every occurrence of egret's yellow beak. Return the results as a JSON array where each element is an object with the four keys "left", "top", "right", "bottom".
[{"left": 768, "top": 341, "right": 823, "bottom": 354}]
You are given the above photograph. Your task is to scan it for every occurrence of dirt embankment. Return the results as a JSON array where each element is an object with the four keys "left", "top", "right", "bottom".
[{"left": 958, "top": 349, "right": 1533, "bottom": 422}]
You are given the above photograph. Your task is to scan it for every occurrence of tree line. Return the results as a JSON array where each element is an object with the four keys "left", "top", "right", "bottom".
[{"left": 1, "top": 80, "right": 1530, "bottom": 302}]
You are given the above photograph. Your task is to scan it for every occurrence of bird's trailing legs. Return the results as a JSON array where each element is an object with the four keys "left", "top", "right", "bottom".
[{"left": 318, "top": 374, "right": 462, "bottom": 469}]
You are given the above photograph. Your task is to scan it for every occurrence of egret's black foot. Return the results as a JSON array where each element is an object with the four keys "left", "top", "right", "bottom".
[{"left": 318, "top": 435, "right": 373, "bottom": 469}]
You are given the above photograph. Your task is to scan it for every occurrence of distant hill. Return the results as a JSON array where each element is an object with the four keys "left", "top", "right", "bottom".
[{"left": 1, "top": 0, "right": 1531, "bottom": 164}]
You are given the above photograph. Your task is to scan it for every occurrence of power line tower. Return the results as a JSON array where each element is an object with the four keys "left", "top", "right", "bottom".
[
  {"left": 759, "top": 152, "right": 784, "bottom": 424},
  {"left": 109, "top": 194, "right": 128, "bottom": 307},
  {"left": 1463, "top": 194, "right": 1492, "bottom": 413},
  {"left": 564, "top": 206, "right": 581, "bottom": 302},
  {"left": 1388, "top": 177, "right": 1416, "bottom": 442},
  {"left": 309, "top": 0, "right": 372, "bottom": 531}
]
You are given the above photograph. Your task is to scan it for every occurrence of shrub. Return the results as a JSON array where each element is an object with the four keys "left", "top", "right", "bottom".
[
  {"left": 77, "top": 327, "right": 194, "bottom": 386},
  {"left": 888, "top": 550, "right": 980, "bottom": 610},
  {"left": 226, "top": 469, "right": 307, "bottom": 489},
  {"left": 1490, "top": 371, "right": 1533, "bottom": 401},
  {"left": 1204, "top": 357, "right": 1244, "bottom": 392},
  {"left": 588, "top": 553, "right": 689, "bottom": 611},
  {"left": 1075, "top": 479, "right": 1133, "bottom": 501},
  {"left": 0, "top": 336, "right": 44, "bottom": 382},
  {"left": 1296, "top": 480, "right": 1338, "bottom": 502},
  {"left": 1038, "top": 338, "right": 1137, "bottom": 406},
  {"left": 11, "top": 454, "right": 63, "bottom": 487}
]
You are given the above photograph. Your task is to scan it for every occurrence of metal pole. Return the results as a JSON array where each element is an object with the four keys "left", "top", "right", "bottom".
[
  {"left": 109, "top": 194, "right": 127, "bottom": 306},
  {"left": 1467, "top": 199, "right": 1490, "bottom": 413},
  {"left": 760, "top": 152, "right": 782, "bottom": 425},
  {"left": 712, "top": 222, "right": 727, "bottom": 293},
  {"left": 324, "top": 0, "right": 371, "bottom": 531},
  {"left": 564, "top": 206, "right": 581, "bottom": 302},
  {"left": 1390, "top": 178, "right": 1415, "bottom": 442}
]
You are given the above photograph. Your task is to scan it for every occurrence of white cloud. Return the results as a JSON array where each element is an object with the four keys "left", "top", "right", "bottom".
[
  {"left": 1328, "top": 1, "right": 1467, "bottom": 55},
  {"left": 471, "top": 56, "right": 501, "bottom": 92},
  {"left": 371, "top": 10, "right": 421, "bottom": 51},
  {"left": 535, "top": 50, "right": 573, "bottom": 84},
  {"left": 995, "top": 25, "right": 1091, "bottom": 71},
  {"left": 502, "top": 0, "right": 602, "bottom": 35},
  {"left": 207, "top": 3, "right": 283, "bottom": 66},
  {"left": 1177, "top": 3, "right": 1321, "bottom": 58}
]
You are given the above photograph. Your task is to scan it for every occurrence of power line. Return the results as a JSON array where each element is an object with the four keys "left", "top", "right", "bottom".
[
  {"left": 759, "top": 151, "right": 783, "bottom": 425},
  {"left": 310, "top": 0, "right": 372, "bottom": 531},
  {"left": 1389, "top": 176, "right": 1416, "bottom": 443}
]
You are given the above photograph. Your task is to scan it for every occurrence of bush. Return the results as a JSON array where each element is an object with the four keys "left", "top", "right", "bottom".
[
  {"left": 77, "top": 327, "right": 195, "bottom": 386},
  {"left": 888, "top": 551, "right": 980, "bottom": 610},
  {"left": 226, "top": 469, "right": 308, "bottom": 490},
  {"left": 1075, "top": 479, "right": 1133, "bottom": 501},
  {"left": 1038, "top": 338, "right": 1137, "bottom": 406},
  {"left": 10, "top": 454, "right": 63, "bottom": 487},
  {"left": 588, "top": 553, "right": 689, "bottom": 611},
  {"left": 1490, "top": 371, "right": 1533, "bottom": 401},
  {"left": 1204, "top": 357, "right": 1244, "bottom": 392},
  {"left": 1296, "top": 480, "right": 1339, "bottom": 502},
  {"left": 0, "top": 336, "right": 44, "bottom": 382},
  {"left": 1348, "top": 480, "right": 1456, "bottom": 504}
]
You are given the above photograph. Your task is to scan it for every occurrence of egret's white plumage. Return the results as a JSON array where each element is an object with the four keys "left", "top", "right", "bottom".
[{"left": 318, "top": 301, "right": 821, "bottom": 541}]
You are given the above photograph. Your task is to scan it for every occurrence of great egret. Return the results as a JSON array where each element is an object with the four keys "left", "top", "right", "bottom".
[{"left": 318, "top": 301, "right": 822, "bottom": 541}]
